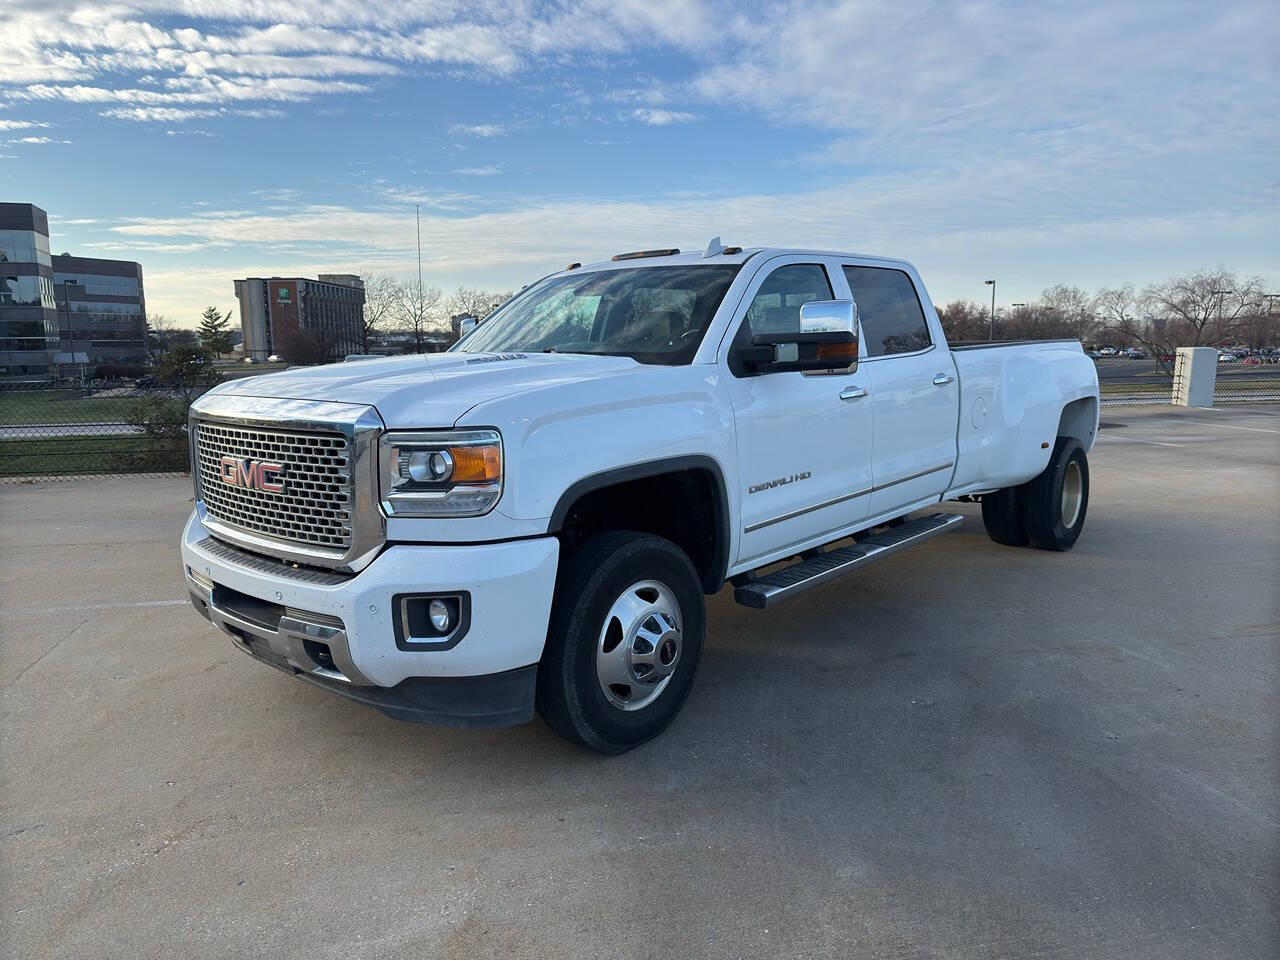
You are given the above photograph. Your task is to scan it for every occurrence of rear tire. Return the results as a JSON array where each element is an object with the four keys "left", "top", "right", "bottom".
[
  {"left": 1024, "top": 437, "right": 1089, "bottom": 551},
  {"left": 537, "top": 531, "right": 705, "bottom": 754},
  {"left": 981, "top": 485, "right": 1029, "bottom": 546}
]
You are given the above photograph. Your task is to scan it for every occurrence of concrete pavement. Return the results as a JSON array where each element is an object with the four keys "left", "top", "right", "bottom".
[{"left": 2, "top": 405, "right": 1277, "bottom": 959}]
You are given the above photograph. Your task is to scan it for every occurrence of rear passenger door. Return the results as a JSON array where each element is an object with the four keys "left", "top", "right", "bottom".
[{"left": 838, "top": 263, "right": 959, "bottom": 518}]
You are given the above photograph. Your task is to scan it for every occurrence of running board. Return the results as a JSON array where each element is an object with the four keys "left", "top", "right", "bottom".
[{"left": 733, "top": 513, "right": 963, "bottom": 609}]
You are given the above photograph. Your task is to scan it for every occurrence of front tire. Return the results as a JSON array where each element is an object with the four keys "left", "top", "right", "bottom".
[
  {"left": 1024, "top": 437, "right": 1089, "bottom": 551},
  {"left": 537, "top": 531, "right": 705, "bottom": 754}
]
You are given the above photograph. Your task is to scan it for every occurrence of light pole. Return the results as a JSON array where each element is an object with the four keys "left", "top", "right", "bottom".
[{"left": 984, "top": 279, "right": 996, "bottom": 340}]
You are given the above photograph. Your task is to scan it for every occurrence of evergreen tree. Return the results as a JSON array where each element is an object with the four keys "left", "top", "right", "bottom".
[{"left": 197, "top": 306, "right": 234, "bottom": 356}]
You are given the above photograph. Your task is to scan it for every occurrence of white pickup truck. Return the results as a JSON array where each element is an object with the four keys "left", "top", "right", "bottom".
[{"left": 181, "top": 242, "right": 1099, "bottom": 753}]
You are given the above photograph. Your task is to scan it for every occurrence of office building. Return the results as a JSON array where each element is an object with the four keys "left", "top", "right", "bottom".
[
  {"left": 53, "top": 254, "right": 147, "bottom": 367},
  {"left": 0, "top": 202, "right": 59, "bottom": 375},
  {"left": 234, "top": 274, "right": 366, "bottom": 362}
]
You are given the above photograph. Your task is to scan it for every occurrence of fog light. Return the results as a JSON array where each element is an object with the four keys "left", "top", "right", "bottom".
[{"left": 428, "top": 598, "right": 452, "bottom": 632}]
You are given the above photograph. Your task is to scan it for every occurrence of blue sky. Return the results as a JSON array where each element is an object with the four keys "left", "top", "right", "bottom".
[{"left": 2, "top": 0, "right": 1276, "bottom": 327}]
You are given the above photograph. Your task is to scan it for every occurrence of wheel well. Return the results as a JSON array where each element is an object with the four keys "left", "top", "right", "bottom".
[
  {"left": 553, "top": 465, "right": 729, "bottom": 594},
  {"left": 1057, "top": 396, "right": 1098, "bottom": 449}
]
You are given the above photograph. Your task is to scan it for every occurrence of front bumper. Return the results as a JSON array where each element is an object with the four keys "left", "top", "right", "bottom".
[{"left": 180, "top": 508, "right": 560, "bottom": 727}]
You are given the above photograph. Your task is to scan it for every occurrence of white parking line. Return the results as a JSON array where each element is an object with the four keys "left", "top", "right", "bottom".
[
  {"left": 1, "top": 598, "right": 190, "bottom": 616},
  {"left": 1181, "top": 420, "right": 1280, "bottom": 435},
  {"left": 1097, "top": 434, "right": 1185, "bottom": 447}
]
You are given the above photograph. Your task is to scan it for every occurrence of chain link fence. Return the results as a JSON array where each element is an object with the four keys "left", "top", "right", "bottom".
[
  {"left": 1094, "top": 353, "right": 1175, "bottom": 406},
  {"left": 1211, "top": 353, "right": 1280, "bottom": 403},
  {"left": 0, "top": 380, "right": 190, "bottom": 482}
]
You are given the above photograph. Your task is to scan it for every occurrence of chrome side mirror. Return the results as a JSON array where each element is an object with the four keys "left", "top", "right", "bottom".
[
  {"left": 737, "top": 299, "right": 859, "bottom": 375},
  {"left": 458, "top": 316, "right": 478, "bottom": 337},
  {"left": 800, "top": 298, "right": 858, "bottom": 335}
]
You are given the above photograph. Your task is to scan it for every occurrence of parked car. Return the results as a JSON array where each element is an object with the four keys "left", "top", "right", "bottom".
[
  {"left": 134, "top": 374, "right": 157, "bottom": 387},
  {"left": 1242, "top": 355, "right": 1261, "bottom": 365},
  {"left": 1099, "top": 346, "right": 1119, "bottom": 356},
  {"left": 1086, "top": 349, "right": 1101, "bottom": 360},
  {"left": 242, "top": 356, "right": 260, "bottom": 364},
  {"left": 267, "top": 354, "right": 283, "bottom": 363},
  {"left": 180, "top": 242, "right": 1101, "bottom": 752},
  {"left": 1122, "top": 348, "right": 1146, "bottom": 358}
]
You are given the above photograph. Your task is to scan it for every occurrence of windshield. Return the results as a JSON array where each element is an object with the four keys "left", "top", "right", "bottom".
[{"left": 455, "top": 264, "right": 741, "bottom": 365}]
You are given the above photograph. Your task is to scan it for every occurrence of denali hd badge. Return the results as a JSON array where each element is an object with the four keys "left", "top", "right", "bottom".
[
  {"left": 219, "top": 456, "right": 285, "bottom": 493},
  {"left": 748, "top": 471, "right": 811, "bottom": 495}
]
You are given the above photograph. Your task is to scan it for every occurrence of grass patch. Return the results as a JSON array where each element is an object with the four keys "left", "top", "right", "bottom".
[
  {"left": 0, "top": 434, "right": 187, "bottom": 478},
  {"left": 0, "top": 391, "right": 145, "bottom": 425}
]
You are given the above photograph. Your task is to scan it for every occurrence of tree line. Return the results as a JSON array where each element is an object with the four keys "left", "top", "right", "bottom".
[{"left": 937, "top": 268, "right": 1276, "bottom": 372}]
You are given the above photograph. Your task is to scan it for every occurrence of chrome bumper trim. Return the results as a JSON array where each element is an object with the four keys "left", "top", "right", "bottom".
[{"left": 187, "top": 569, "right": 372, "bottom": 686}]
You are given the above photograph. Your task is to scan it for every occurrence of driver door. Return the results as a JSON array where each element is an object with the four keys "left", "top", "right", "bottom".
[{"left": 720, "top": 256, "right": 875, "bottom": 566}]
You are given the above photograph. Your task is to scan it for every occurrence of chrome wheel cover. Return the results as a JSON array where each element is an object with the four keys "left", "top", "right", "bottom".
[
  {"left": 596, "top": 580, "right": 682, "bottom": 711},
  {"left": 1061, "top": 459, "right": 1083, "bottom": 529}
]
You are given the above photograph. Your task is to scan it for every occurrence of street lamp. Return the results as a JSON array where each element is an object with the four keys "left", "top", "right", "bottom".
[{"left": 984, "top": 280, "right": 996, "bottom": 340}]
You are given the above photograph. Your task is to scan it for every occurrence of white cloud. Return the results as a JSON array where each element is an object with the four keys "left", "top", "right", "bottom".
[
  {"left": 449, "top": 123, "right": 505, "bottom": 138},
  {"left": 0, "top": 119, "right": 51, "bottom": 131},
  {"left": 453, "top": 165, "right": 502, "bottom": 176},
  {"left": 631, "top": 107, "right": 695, "bottom": 125},
  {"left": 4, "top": 136, "right": 72, "bottom": 144}
]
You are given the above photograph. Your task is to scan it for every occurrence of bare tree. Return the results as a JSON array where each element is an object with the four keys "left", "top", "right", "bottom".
[
  {"left": 445, "top": 286, "right": 512, "bottom": 322},
  {"left": 1142, "top": 268, "right": 1264, "bottom": 348},
  {"left": 1037, "top": 284, "right": 1098, "bottom": 342},
  {"left": 1097, "top": 270, "right": 1267, "bottom": 374},
  {"left": 935, "top": 300, "right": 990, "bottom": 342},
  {"left": 359, "top": 271, "right": 399, "bottom": 353},
  {"left": 393, "top": 279, "right": 444, "bottom": 352},
  {"left": 275, "top": 323, "right": 340, "bottom": 366},
  {"left": 145, "top": 313, "right": 176, "bottom": 360}
]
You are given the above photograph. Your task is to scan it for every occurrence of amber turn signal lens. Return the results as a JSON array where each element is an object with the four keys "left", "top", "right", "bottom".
[
  {"left": 816, "top": 341, "right": 858, "bottom": 360},
  {"left": 448, "top": 444, "right": 502, "bottom": 484}
]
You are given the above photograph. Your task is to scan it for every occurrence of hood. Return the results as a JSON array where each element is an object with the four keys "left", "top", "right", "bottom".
[{"left": 215, "top": 351, "right": 641, "bottom": 427}]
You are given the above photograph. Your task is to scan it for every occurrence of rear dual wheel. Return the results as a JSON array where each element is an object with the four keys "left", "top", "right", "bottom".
[{"left": 982, "top": 436, "right": 1089, "bottom": 551}]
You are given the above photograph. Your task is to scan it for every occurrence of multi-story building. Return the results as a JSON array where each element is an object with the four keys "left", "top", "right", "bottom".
[
  {"left": 234, "top": 273, "right": 366, "bottom": 362},
  {"left": 53, "top": 254, "right": 147, "bottom": 367},
  {"left": 0, "top": 202, "right": 58, "bottom": 376}
]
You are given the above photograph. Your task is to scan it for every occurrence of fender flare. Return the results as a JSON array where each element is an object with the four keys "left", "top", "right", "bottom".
[{"left": 548, "top": 454, "right": 732, "bottom": 592}]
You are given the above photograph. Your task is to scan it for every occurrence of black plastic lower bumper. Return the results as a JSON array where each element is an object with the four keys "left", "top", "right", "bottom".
[{"left": 236, "top": 635, "right": 538, "bottom": 729}]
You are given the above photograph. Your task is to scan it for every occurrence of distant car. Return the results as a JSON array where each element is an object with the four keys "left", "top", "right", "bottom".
[
  {"left": 134, "top": 374, "right": 157, "bottom": 387},
  {"left": 1218, "top": 352, "right": 1234, "bottom": 362},
  {"left": 1242, "top": 355, "right": 1261, "bottom": 365},
  {"left": 1085, "top": 349, "right": 1101, "bottom": 359},
  {"left": 1122, "top": 348, "right": 1146, "bottom": 358},
  {"left": 242, "top": 356, "right": 260, "bottom": 364},
  {"left": 267, "top": 355, "right": 283, "bottom": 363},
  {"left": 1099, "top": 347, "right": 1119, "bottom": 356}
]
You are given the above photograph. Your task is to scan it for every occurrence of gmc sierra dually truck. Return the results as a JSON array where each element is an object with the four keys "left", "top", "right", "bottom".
[{"left": 181, "top": 241, "right": 1099, "bottom": 753}]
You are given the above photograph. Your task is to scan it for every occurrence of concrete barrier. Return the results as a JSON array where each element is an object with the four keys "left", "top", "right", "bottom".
[{"left": 1173, "top": 347, "right": 1216, "bottom": 407}]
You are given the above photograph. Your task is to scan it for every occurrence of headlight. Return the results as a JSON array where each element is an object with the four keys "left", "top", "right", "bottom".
[{"left": 380, "top": 429, "right": 503, "bottom": 517}]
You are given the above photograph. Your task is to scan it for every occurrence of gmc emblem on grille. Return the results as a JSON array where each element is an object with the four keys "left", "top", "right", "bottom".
[{"left": 219, "top": 456, "right": 285, "bottom": 493}]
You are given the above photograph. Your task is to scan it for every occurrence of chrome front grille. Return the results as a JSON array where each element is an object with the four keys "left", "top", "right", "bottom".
[
  {"left": 189, "top": 395, "right": 385, "bottom": 571},
  {"left": 195, "top": 421, "right": 353, "bottom": 548}
]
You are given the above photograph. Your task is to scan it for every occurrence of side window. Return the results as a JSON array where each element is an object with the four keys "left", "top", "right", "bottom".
[
  {"left": 842, "top": 266, "right": 931, "bottom": 357},
  {"left": 738, "top": 263, "right": 833, "bottom": 343}
]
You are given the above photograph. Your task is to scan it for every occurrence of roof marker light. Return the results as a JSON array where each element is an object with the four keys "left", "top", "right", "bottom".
[{"left": 610, "top": 248, "right": 680, "bottom": 261}]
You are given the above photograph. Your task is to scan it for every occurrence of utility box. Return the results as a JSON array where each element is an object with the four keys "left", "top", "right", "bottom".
[{"left": 1173, "top": 347, "right": 1216, "bottom": 407}]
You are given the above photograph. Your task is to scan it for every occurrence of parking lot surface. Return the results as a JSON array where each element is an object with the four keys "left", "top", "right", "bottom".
[{"left": 2, "top": 405, "right": 1277, "bottom": 959}]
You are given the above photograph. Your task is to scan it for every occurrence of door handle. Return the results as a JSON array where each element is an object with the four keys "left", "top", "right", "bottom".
[
  {"left": 839, "top": 386, "right": 869, "bottom": 401},
  {"left": 932, "top": 373, "right": 954, "bottom": 386}
]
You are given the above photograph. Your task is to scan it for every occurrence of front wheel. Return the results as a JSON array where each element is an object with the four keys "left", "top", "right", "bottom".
[
  {"left": 1024, "top": 437, "right": 1090, "bottom": 551},
  {"left": 537, "top": 531, "right": 705, "bottom": 754}
]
